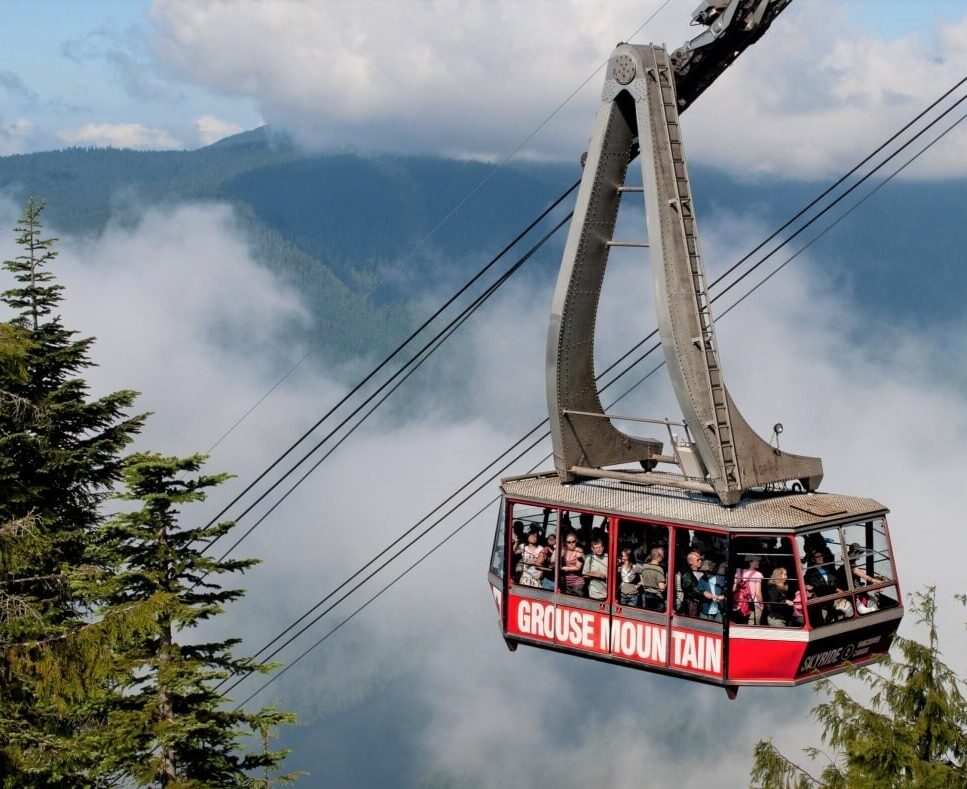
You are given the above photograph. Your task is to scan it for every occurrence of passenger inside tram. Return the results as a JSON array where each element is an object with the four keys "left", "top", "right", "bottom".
[
  {"left": 845, "top": 543, "right": 884, "bottom": 614},
  {"left": 673, "top": 528, "right": 728, "bottom": 621},
  {"left": 518, "top": 527, "right": 549, "bottom": 588},
  {"left": 732, "top": 554, "right": 764, "bottom": 625},
  {"left": 699, "top": 559, "right": 727, "bottom": 622},
  {"left": 677, "top": 549, "right": 706, "bottom": 617},
  {"left": 803, "top": 546, "right": 842, "bottom": 626},
  {"left": 583, "top": 537, "right": 609, "bottom": 600},
  {"left": 614, "top": 519, "right": 668, "bottom": 611},
  {"left": 543, "top": 532, "right": 557, "bottom": 590},
  {"left": 764, "top": 567, "right": 799, "bottom": 627},
  {"left": 618, "top": 547, "right": 641, "bottom": 607},
  {"left": 561, "top": 531, "right": 586, "bottom": 596},
  {"left": 639, "top": 547, "right": 667, "bottom": 612}
]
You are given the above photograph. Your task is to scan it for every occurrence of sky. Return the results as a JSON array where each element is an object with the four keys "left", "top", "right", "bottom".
[
  {"left": 1, "top": 0, "right": 966, "bottom": 177},
  {"left": 3, "top": 1, "right": 967, "bottom": 785}
]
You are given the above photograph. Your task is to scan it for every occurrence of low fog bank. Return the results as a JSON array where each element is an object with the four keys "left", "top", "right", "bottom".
[{"left": 0, "top": 196, "right": 964, "bottom": 786}]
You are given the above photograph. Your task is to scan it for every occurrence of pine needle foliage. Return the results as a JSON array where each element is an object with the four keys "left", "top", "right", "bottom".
[
  {"left": 93, "top": 452, "right": 294, "bottom": 787},
  {"left": 750, "top": 587, "right": 967, "bottom": 789},
  {"left": 0, "top": 198, "right": 147, "bottom": 785},
  {"left": 0, "top": 198, "right": 147, "bottom": 575}
]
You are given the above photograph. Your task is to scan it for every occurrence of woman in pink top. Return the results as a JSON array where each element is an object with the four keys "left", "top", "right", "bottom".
[{"left": 733, "top": 555, "right": 764, "bottom": 624}]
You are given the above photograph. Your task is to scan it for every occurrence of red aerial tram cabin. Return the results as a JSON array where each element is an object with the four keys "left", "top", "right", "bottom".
[
  {"left": 488, "top": 473, "right": 902, "bottom": 696},
  {"left": 488, "top": 6, "right": 904, "bottom": 695}
]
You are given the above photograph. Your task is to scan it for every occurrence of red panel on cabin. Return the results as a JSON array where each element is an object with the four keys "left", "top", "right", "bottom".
[
  {"left": 506, "top": 594, "right": 611, "bottom": 656},
  {"left": 729, "top": 636, "right": 806, "bottom": 681}
]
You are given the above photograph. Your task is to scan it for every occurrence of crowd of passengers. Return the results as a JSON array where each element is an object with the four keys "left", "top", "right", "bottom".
[{"left": 511, "top": 518, "right": 888, "bottom": 627}]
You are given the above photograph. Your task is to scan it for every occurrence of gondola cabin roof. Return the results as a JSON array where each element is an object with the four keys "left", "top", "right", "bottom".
[{"left": 501, "top": 471, "right": 887, "bottom": 531}]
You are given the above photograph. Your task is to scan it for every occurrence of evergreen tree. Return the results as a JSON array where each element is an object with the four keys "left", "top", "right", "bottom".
[
  {"left": 93, "top": 452, "right": 294, "bottom": 787},
  {"left": 750, "top": 587, "right": 967, "bottom": 789},
  {"left": 0, "top": 198, "right": 147, "bottom": 783}
]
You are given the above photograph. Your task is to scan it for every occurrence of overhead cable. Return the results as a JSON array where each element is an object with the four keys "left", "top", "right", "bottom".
[
  {"left": 223, "top": 83, "right": 967, "bottom": 699},
  {"left": 202, "top": 0, "right": 680, "bottom": 540},
  {"left": 215, "top": 74, "right": 967, "bottom": 567},
  {"left": 211, "top": 212, "right": 572, "bottom": 563},
  {"left": 202, "top": 180, "right": 578, "bottom": 547},
  {"left": 233, "top": 104, "right": 967, "bottom": 706}
]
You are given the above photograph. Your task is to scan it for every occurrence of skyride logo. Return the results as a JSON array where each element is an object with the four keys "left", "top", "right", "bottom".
[
  {"left": 508, "top": 595, "right": 722, "bottom": 677},
  {"left": 798, "top": 632, "right": 888, "bottom": 674}
]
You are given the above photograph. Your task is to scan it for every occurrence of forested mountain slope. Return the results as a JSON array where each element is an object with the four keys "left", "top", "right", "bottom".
[
  {"left": 0, "top": 129, "right": 572, "bottom": 359},
  {"left": 2, "top": 127, "right": 965, "bottom": 360}
]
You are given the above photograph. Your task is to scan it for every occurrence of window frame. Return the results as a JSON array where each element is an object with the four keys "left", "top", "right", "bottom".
[
  {"left": 559, "top": 508, "right": 611, "bottom": 603},
  {"left": 489, "top": 496, "right": 507, "bottom": 580},
  {"left": 796, "top": 517, "right": 901, "bottom": 629},
  {"left": 671, "top": 524, "right": 728, "bottom": 623},
  {"left": 613, "top": 517, "right": 670, "bottom": 613},
  {"left": 730, "top": 534, "right": 805, "bottom": 629},
  {"left": 507, "top": 501, "right": 558, "bottom": 594}
]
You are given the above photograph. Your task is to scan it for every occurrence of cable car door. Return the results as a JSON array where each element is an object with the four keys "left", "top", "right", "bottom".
[
  {"left": 488, "top": 496, "right": 508, "bottom": 634},
  {"left": 666, "top": 526, "right": 726, "bottom": 680},
  {"left": 609, "top": 519, "right": 672, "bottom": 671},
  {"left": 551, "top": 510, "right": 612, "bottom": 658},
  {"left": 504, "top": 503, "right": 567, "bottom": 651}
]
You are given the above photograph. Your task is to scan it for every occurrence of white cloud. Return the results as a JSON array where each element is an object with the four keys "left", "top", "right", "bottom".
[
  {"left": 56, "top": 121, "right": 182, "bottom": 150},
  {"left": 61, "top": 26, "right": 180, "bottom": 103},
  {"left": 685, "top": 3, "right": 967, "bottom": 179},
  {"left": 3, "top": 193, "right": 965, "bottom": 785},
  {"left": 148, "top": 0, "right": 967, "bottom": 177},
  {"left": 0, "top": 70, "right": 38, "bottom": 103},
  {"left": 146, "top": 0, "right": 710, "bottom": 156},
  {"left": 0, "top": 202, "right": 313, "bottom": 461},
  {"left": 194, "top": 114, "right": 242, "bottom": 145},
  {"left": 0, "top": 117, "right": 35, "bottom": 155}
]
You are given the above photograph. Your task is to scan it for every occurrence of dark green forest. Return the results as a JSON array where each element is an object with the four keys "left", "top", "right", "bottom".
[
  {"left": 0, "top": 201, "right": 295, "bottom": 786},
  {"left": 0, "top": 129, "right": 573, "bottom": 361}
]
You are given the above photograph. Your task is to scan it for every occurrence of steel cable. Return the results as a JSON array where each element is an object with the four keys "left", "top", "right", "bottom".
[
  {"left": 201, "top": 180, "right": 578, "bottom": 548},
  {"left": 232, "top": 104, "right": 967, "bottom": 707},
  {"left": 216, "top": 75, "right": 967, "bottom": 570},
  {"left": 202, "top": 0, "right": 683, "bottom": 545},
  {"left": 221, "top": 83, "right": 967, "bottom": 700}
]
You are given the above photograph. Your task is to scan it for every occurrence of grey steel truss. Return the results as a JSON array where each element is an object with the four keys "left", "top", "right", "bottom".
[{"left": 546, "top": 43, "right": 822, "bottom": 506}]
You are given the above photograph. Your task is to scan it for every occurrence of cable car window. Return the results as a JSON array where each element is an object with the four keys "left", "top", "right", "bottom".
[
  {"left": 510, "top": 503, "right": 557, "bottom": 591},
  {"left": 732, "top": 536, "right": 801, "bottom": 627},
  {"left": 490, "top": 498, "right": 507, "bottom": 579},
  {"left": 559, "top": 510, "right": 606, "bottom": 553},
  {"left": 760, "top": 537, "right": 803, "bottom": 628},
  {"left": 616, "top": 519, "right": 668, "bottom": 610},
  {"left": 797, "top": 519, "right": 898, "bottom": 626},
  {"left": 798, "top": 529, "right": 848, "bottom": 626},
  {"left": 731, "top": 538, "right": 765, "bottom": 625},
  {"left": 841, "top": 519, "right": 894, "bottom": 583},
  {"left": 560, "top": 511, "right": 608, "bottom": 599},
  {"left": 674, "top": 527, "right": 727, "bottom": 621},
  {"left": 839, "top": 518, "right": 898, "bottom": 615}
]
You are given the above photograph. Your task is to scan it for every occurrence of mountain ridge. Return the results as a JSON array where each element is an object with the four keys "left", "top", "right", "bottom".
[{"left": 2, "top": 127, "right": 965, "bottom": 361}]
